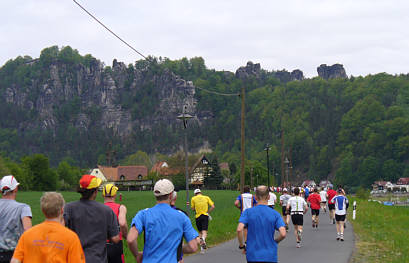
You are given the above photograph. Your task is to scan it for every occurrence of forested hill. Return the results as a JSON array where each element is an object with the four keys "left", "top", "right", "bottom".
[{"left": 1, "top": 45, "right": 409, "bottom": 189}]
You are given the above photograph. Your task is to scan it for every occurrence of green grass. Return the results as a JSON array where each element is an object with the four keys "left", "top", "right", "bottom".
[
  {"left": 349, "top": 197, "right": 409, "bottom": 263},
  {"left": 16, "top": 190, "right": 242, "bottom": 262}
]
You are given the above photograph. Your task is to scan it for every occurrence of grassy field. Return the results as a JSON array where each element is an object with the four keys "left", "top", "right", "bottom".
[
  {"left": 349, "top": 197, "right": 409, "bottom": 263},
  {"left": 16, "top": 190, "right": 243, "bottom": 262}
]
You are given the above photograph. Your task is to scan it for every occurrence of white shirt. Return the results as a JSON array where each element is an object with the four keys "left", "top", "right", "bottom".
[
  {"left": 319, "top": 190, "right": 327, "bottom": 202},
  {"left": 240, "top": 193, "right": 254, "bottom": 212},
  {"left": 268, "top": 192, "right": 277, "bottom": 206},
  {"left": 287, "top": 196, "right": 307, "bottom": 214}
]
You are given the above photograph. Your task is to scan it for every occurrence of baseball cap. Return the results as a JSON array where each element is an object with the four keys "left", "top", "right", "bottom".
[
  {"left": 79, "top": 174, "right": 102, "bottom": 189},
  {"left": 1, "top": 175, "right": 19, "bottom": 195},
  {"left": 153, "top": 179, "right": 174, "bottom": 196},
  {"left": 103, "top": 183, "right": 118, "bottom": 197},
  {"left": 194, "top": 188, "right": 201, "bottom": 194},
  {"left": 283, "top": 188, "right": 288, "bottom": 192}
]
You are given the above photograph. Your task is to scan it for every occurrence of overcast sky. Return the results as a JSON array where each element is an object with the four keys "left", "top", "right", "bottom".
[{"left": 1, "top": 0, "right": 409, "bottom": 77}]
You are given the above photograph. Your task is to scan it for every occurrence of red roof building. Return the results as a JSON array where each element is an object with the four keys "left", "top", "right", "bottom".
[
  {"left": 98, "top": 165, "right": 148, "bottom": 181},
  {"left": 397, "top": 177, "right": 409, "bottom": 185}
]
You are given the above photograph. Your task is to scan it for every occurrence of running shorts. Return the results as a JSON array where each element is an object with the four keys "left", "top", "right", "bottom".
[
  {"left": 335, "top": 214, "right": 346, "bottom": 222},
  {"left": 320, "top": 201, "right": 327, "bottom": 204},
  {"left": 0, "top": 251, "right": 14, "bottom": 263},
  {"left": 291, "top": 214, "right": 303, "bottom": 226},
  {"left": 328, "top": 203, "right": 335, "bottom": 210},
  {"left": 107, "top": 241, "right": 124, "bottom": 263},
  {"left": 196, "top": 214, "right": 209, "bottom": 231},
  {"left": 311, "top": 209, "right": 320, "bottom": 216},
  {"left": 282, "top": 206, "right": 288, "bottom": 216}
]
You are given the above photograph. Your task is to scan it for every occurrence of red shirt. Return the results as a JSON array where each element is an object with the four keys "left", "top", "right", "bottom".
[
  {"left": 327, "top": 189, "right": 337, "bottom": 204},
  {"left": 307, "top": 193, "right": 321, "bottom": 210},
  {"left": 104, "top": 202, "right": 122, "bottom": 240}
]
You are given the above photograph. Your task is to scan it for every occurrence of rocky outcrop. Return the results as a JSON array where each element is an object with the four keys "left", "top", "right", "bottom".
[
  {"left": 317, "top": 64, "right": 347, "bottom": 80},
  {"left": 235, "top": 61, "right": 261, "bottom": 79},
  {"left": 273, "top": 69, "right": 304, "bottom": 83}
]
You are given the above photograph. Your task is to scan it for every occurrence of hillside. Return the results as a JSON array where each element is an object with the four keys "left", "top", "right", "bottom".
[{"left": 1, "top": 45, "right": 409, "bottom": 189}]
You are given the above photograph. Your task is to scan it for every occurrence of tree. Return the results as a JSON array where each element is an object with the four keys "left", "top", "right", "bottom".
[{"left": 22, "top": 154, "right": 57, "bottom": 191}]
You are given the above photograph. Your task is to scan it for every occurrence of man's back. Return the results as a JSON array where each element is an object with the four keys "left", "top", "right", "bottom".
[
  {"left": 320, "top": 190, "right": 327, "bottom": 201},
  {"left": 64, "top": 199, "right": 119, "bottom": 263},
  {"left": 191, "top": 195, "right": 213, "bottom": 217},
  {"left": 12, "top": 221, "right": 85, "bottom": 263},
  {"left": 131, "top": 203, "right": 198, "bottom": 263},
  {"left": 0, "top": 199, "right": 32, "bottom": 252},
  {"left": 327, "top": 189, "right": 337, "bottom": 204},
  {"left": 237, "top": 193, "right": 256, "bottom": 212},
  {"left": 288, "top": 196, "right": 307, "bottom": 213},
  {"left": 307, "top": 193, "right": 321, "bottom": 210},
  {"left": 239, "top": 205, "right": 285, "bottom": 262},
  {"left": 332, "top": 195, "right": 349, "bottom": 215},
  {"left": 280, "top": 194, "right": 291, "bottom": 206}
]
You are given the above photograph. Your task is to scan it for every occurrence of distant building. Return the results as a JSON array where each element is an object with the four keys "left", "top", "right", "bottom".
[
  {"left": 301, "top": 180, "right": 316, "bottom": 188},
  {"left": 397, "top": 177, "right": 409, "bottom": 185},
  {"left": 90, "top": 165, "right": 151, "bottom": 190},
  {"left": 150, "top": 161, "right": 181, "bottom": 177},
  {"left": 372, "top": 181, "right": 393, "bottom": 191},
  {"left": 189, "top": 155, "right": 212, "bottom": 186},
  {"left": 319, "top": 180, "right": 333, "bottom": 189}
]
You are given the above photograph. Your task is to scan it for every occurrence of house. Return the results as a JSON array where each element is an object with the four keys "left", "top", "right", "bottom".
[
  {"left": 189, "top": 155, "right": 212, "bottom": 185},
  {"left": 397, "top": 177, "right": 409, "bottom": 185},
  {"left": 319, "top": 180, "right": 333, "bottom": 189},
  {"left": 372, "top": 181, "right": 393, "bottom": 191},
  {"left": 150, "top": 161, "right": 181, "bottom": 177},
  {"left": 90, "top": 165, "right": 151, "bottom": 190}
]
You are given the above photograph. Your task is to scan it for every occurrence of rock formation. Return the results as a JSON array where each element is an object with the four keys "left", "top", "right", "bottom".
[{"left": 317, "top": 64, "right": 347, "bottom": 80}]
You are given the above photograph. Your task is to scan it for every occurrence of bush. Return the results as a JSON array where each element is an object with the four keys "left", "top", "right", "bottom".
[{"left": 356, "top": 187, "right": 370, "bottom": 200}]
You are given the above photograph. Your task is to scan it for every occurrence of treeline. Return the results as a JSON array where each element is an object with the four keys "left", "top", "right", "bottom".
[
  {"left": 1, "top": 46, "right": 409, "bottom": 190},
  {"left": 0, "top": 154, "right": 82, "bottom": 191}
]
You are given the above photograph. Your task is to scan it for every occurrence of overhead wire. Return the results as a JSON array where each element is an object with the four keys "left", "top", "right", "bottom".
[{"left": 72, "top": 0, "right": 239, "bottom": 97}]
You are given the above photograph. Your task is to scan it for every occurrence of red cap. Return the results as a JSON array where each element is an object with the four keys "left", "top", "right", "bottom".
[{"left": 79, "top": 175, "right": 102, "bottom": 189}]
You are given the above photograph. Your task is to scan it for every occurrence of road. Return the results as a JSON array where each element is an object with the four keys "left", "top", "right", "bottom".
[{"left": 185, "top": 210, "right": 354, "bottom": 263}]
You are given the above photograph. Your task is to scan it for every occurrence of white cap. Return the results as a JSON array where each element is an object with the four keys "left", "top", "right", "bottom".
[
  {"left": 153, "top": 179, "right": 174, "bottom": 196},
  {"left": 1, "top": 175, "right": 20, "bottom": 195},
  {"left": 283, "top": 188, "right": 288, "bottom": 192},
  {"left": 194, "top": 189, "right": 201, "bottom": 194}
]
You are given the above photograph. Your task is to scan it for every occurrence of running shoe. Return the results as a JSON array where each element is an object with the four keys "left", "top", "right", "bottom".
[
  {"left": 336, "top": 233, "right": 340, "bottom": 241},
  {"left": 202, "top": 242, "right": 207, "bottom": 250},
  {"left": 296, "top": 242, "right": 301, "bottom": 248},
  {"left": 340, "top": 234, "right": 344, "bottom": 241},
  {"left": 297, "top": 230, "right": 302, "bottom": 242},
  {"left": 333, "top": 219, "right": 336, "bottom": 224},
  {"left": 344, "top": 223, "right": 346, "bottom": 229},
  {"left": 285, "top": 225, "right": 289, "bottom": 232}
]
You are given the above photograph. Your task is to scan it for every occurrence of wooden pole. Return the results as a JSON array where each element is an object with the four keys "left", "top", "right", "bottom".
[
  {"left": 240, "top": 86, "right": 245, "bottom": 193},
  {"left": 281, "top": 129, "right": 285, "bottom": 187}
]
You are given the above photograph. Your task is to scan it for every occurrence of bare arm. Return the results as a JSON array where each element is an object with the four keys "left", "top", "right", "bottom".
[
  {"left": 118, "top": 205, "right": 128, "bottom": 240},
  {"left": 274, "top": 227, "right": 287, "bottom": 243},
  {"left": 10, "top": 259, "right": 21, "bottom": 263},
  {"left": 110, "top": 234, "right": 120, "bottom": 244},
  {"left": 182, "top": 237, "right": 198, "bottom": 254},
  {"left": 208, "top": 204, "right": 215, "bottom": 214},
  {"left": 22, "top": 216, "right": 32, "bottom": 231},
  {"left": 127, "top": 226, "right": 140, "bottom": 259},
  {"left": 237, "top": 222, "right": 245, "bottom": 247},
  {"left": 234, "top": 200, "right": 241, "bottom": 209}
]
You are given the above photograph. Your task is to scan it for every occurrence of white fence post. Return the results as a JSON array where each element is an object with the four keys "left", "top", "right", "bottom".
[{"left": 352, "top": 201, "right": 356, "bottom": 220}]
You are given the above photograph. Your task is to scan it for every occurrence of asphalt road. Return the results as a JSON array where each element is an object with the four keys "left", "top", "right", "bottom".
[{"left": 185, "top": 210, "right": 354, "bottom": 263}]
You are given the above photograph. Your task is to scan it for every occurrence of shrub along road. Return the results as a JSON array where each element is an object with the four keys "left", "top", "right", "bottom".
[{"left": 185, "top": 210, "right": 354, "bottom": 263}]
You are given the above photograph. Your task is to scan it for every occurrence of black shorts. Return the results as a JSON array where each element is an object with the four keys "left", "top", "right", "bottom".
[
  {"left": 107, "top": 241, "right": 123, "bottom": 263},
  {"left": 328, "top": 204, "right": 335, "bottom": 210},
  {"left": 335, "top": 214, "right": 346, "bottom": 222},
  {"left": 282, "top": 206, "right": 288, "bottom": 216},
  {"left": 311, "top": 209, "right": 320, "bottom": 216},
  {"left": 0, "top": 251, "right": 14, "bottom": 263},
  {"left": 291, "top": 214, "right": 303, "bottom": 226},
  {"left": 196, "top": 214, "right": 209, "bottom": 231},
  {"left": 320, "top": 201, "right": 327, "bottom": 204}
]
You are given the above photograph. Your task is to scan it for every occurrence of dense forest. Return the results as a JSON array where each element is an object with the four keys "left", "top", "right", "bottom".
[{"left": 1, "top": 46, "right": 409, "bottom": 191}]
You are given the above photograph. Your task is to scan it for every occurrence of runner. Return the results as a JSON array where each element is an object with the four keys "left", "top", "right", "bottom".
[
  {"left": 127, "top": 179, "right": 198, "bottom": 262},
  {"left": 307, "top": 188, "right": 321, "bottom": 228},
  {"left": 279, "top": 188, "right": 291, "bottom": 231},
  {"left": 304, "top": 186, "right": 310, "bottom": 200},
  {"left": 171, "top": 191, "right": 191, "bottom": 263},
  {"left": 103, "top": 184, "right": 128, "bottom": 263},
  {"left": 64, "top": 175, "right": 120, "bottom": 263},
  {"left": 237, "top": 185, "right": 286, "bottom": 263},
  {"left": 331, "top": 189, "right": 349, "bottom": 241},
  {"left": 326, "top": 186, "right": 337, "bottom": 224},
  {"left": 319, "top": 187, "right": 327, "bottom": 212},
  {"left": 0, "top": 175, "right": 32, "bottom": 263},
  {"left": 286, "top": 187, "right": 308, "bottom": 248},
  {"left": 191, "top": 189, "right": 215, "bottom": 253},
  {"left": 268, "top": 186, "right": 277, "bottom": 209},
  {"left": 11, "top": 192, "right": 85, "bottom": 263},
  {"left": 234, "top": 186, "right": 257, "bottom": 244}
]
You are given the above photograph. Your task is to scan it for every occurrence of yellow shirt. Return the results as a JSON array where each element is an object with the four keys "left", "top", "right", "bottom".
[
  {"left": 13, "top": 221, "right": 85, "bottom": 263},
  {"left": 191, "top": 194, "right": 214, "bottom": 218}
]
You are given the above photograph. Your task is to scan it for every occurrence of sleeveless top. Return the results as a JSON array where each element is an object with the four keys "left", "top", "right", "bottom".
[{"left": 104, "top": 202, "right": 122, "bottom": 240}]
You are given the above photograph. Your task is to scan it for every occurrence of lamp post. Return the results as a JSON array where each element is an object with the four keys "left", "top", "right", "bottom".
[
  {"left": 284, "top": 157, "right": 289, "bottom": 187},
  {"left": 177, "top": 105, "right": 193, "bottom": 216},
  {"left": 264, "top": 144, "right": 271, "bottom": 188}
]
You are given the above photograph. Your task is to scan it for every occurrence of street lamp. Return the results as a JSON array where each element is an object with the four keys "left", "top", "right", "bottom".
[
  {"left": 284, "top": 157, "right": 289, "bottom": 187},
  {"left": 264, "top": 144, "right": 271, "bottom": 188},
  {"left": 177, "top": 105, "right": 194, "bottom": 216}
]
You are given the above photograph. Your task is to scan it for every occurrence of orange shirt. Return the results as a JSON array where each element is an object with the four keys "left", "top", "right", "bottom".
[{"left": 12, "top": 220, "right": 85, "bottom": 263}]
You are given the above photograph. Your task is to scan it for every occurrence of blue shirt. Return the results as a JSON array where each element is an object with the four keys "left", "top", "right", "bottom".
[
  {"left": 331, "top": 195, "right": 349, "bottom": 215},
  {"left": 239, "top": 205, "right": 285, "bottom": 262},
  {"left": 131, "top": 203, "right": 198, "bottom": 263}
]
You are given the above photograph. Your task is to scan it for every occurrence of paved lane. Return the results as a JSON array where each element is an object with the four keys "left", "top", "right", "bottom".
[{"left": 185, "top": 210, "right": 354, "bottom": 263}]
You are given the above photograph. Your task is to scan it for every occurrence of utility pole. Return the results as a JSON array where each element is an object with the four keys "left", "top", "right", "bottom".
[{"left": 240, "top": 86, "right": 245, "bottom": 193}]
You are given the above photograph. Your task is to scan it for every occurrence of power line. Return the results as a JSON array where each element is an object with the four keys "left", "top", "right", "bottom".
[
  {"left": 72, "top": 0, "right": 239, "bottom": 97},
  {"left": 72, "top": 0, "right": 148, "bottom": 60}
]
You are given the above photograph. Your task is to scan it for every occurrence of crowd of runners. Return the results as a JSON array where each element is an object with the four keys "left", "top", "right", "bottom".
[{"left": 1, "top": 173, "right": 349, "bottom": 263}]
